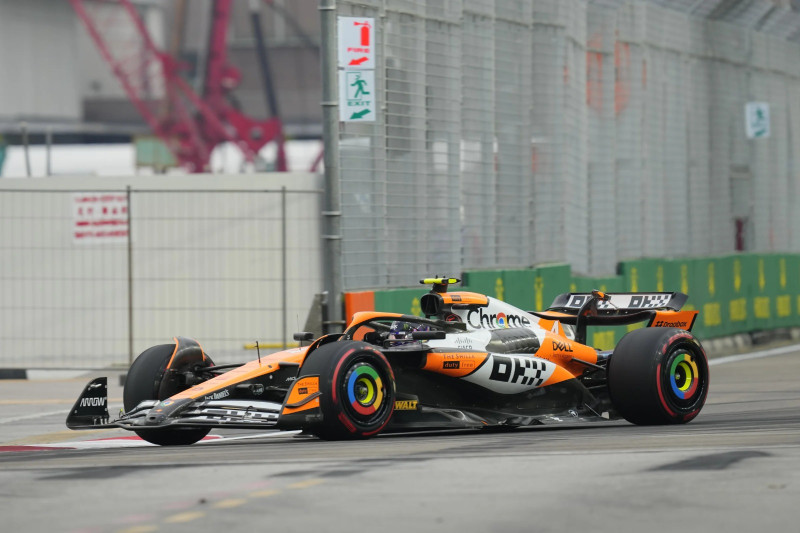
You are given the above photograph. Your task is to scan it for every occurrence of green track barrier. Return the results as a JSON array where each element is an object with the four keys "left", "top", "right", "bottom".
[
  {"left": 752, "top": 255, "right": 774, "bottom": 331},
  {"left": 461, "top": 271, "right": 503, "bottom": 298},
  {"left": 714, "top": 256, "right": 736, "bottom": 337},
  {"left": 572, "top": 274, "right": 626, "bottom": 350},
  {"left": 732, "top": 254, "right": 756, "bottom": 334},
  {"left": 786, "top": 254, "right": 800, "bottom": 328},
  {"left": 462, "top": 265, "right": 572, "bottom": 312},
  {"left": 500, "top": 270, "right": 535, "bottom": 309},
  {"left": 373, "top": 288, "right": 425, "bottom": 317},
  {"left": 529, "top": 264, "right": 572, "bottom": 311},
  {"left": 693, "top": 257, "right": 716, "bottom": 338},
  {"left": 366, "top": 253, "right": 800, "bottom": 346},
  {"left": 614, "top": 259, "right": 678, "bottom": 348},
  {"left": 571, "top": 274, "right": 625, "bottom": 293},
  {"left": 769, "top": 254, "right": 794, "bottom": 329},
  {"left": 618, "top": 259, "right": 662, "bottom": 292}
]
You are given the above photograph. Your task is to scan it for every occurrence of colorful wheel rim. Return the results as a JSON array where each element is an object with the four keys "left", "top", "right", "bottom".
[
  {"left": 346, "top": 363, "right": 385, "bottom": 417},
  {"left": 668, "top": 352, "right": 699, "bottom": 400}
]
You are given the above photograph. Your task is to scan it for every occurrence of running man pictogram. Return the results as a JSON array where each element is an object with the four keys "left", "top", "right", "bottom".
[{"left": 350, "top": 73, "right": 370, "bottom": 98}]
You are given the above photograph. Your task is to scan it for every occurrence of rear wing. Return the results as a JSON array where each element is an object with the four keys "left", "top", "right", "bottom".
[
  {"left": 548, "top": 292, "right": 688, "bottom": 314},
  {"left": 531, "top": 291, "right": 697, "bottom": 345}
]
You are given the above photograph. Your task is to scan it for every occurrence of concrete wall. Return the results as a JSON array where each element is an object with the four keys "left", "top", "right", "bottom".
[{"left": 0, "top": 0, "right": 81, "bottom": 122}]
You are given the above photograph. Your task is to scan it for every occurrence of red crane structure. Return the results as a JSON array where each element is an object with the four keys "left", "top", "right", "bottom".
[{"left": 70, "top": 0, "right": 287, "bottom": 172}]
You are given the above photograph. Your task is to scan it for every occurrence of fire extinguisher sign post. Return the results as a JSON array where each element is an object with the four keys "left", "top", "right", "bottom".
[
  {"left": 338, "top": 17, "right": 374, "bottom": 68},
  {"left": 338, "top": 16, "right": 376, "bottom": 122}
]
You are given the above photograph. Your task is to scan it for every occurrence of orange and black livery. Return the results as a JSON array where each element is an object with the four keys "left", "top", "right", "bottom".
[{"left": 67, "top": 278, "right": 709, "bottom": 445}]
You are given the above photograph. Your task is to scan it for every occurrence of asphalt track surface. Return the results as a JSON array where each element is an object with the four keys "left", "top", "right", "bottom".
[{"left": 1, "top": 345, "right": 799, "bottom": 533}]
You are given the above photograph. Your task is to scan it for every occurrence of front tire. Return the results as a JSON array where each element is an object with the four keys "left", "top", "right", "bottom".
[
  {"left": 608, "top": 328, "right": 709, "bottom": 425},
  {"left": 298, "top": 341, "right": 395, "bottom": 440},
  {"left": 124, "top": 343, "right": 213, "bottom": 446}
]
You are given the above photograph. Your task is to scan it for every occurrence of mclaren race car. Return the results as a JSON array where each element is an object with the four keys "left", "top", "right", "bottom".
[{"left": 67, "top": 278, "right": 709, "bottom": 445}]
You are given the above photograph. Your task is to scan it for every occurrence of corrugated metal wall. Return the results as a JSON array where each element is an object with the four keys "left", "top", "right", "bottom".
[{"left": 336, "top": 0, "right": 800, "bottom": 290}]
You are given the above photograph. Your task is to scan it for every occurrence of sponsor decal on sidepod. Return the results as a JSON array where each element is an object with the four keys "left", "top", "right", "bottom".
[{"left": 463, "top": 354, "right": 554, "bottom": 394}]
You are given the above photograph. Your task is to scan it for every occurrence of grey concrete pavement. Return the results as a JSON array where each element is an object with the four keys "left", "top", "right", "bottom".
[{"left": 0, "top": 347, "right": 798, "bottom": 533}]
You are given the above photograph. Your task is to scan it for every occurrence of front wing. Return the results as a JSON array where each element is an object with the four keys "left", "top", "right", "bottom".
[
  {"left": 67, "top": 377, "right": 284, "bottom": 431},
  {"left": 67, "top": 375, "right": 615, "bottom": 437}
]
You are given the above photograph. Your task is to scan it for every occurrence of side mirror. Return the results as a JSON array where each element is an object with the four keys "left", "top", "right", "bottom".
[
  {"left": 411, "top": 330, "right": 446, "bottom": 341},
  {"left": 293, "top": 332, "right": 315, "bottom": 342}
]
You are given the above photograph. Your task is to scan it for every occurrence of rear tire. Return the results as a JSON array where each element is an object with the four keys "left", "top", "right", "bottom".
[
  {"left": 608, "top": 327, "right": 709, "bottom": 425},
  {"left": 124, "top": 343, "right": 213, "bottom": 446},
  {"left": 299, "top": 341, "right": 395, "bottom": 440}
]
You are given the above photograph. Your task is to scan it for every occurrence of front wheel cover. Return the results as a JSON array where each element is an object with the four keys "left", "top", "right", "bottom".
[
  {"left": 302, "top": 342, "right": 396, "bottom": 440},
  {"left": 333, "top": 354, "right": 394, "bottom": 433}
]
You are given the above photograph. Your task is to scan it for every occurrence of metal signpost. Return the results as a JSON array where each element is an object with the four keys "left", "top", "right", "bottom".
[{"left": 319, "top": 0, "right": 343, "bottom": 331}]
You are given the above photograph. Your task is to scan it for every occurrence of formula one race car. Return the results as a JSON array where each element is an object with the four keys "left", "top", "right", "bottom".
[{"left": 67, "top": 278, "right": 709, "bottom": 445}]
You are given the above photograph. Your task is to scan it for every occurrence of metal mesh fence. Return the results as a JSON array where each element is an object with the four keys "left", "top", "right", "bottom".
[
  {"left": 130, "top": 190, "right": 321, "bottom": 357},
  {"left": 0, "top": 190, "right": 129, "bottom": 369},
  {"left": 0, "top": 186, "right": 322, "bottom": 369},
  {"left": 336, "top": 0, "right": 800, "bottom": 290}
]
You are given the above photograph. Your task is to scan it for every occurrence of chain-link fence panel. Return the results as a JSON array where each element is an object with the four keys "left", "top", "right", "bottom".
[
  {"left": 0, "top": 181, "right": 322, "bottom": 369},
  {"left": 130, "top": 189, "right": 322, "bottom": 362},
  {"left": 336, "top": 0, "right": 800, "bottom": 290},
  {"left": 0, "top": 190, "right": 129, "bottom": 368}
]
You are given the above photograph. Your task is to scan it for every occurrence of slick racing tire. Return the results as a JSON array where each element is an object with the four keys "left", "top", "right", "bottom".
[
  {"left": 608, "top": 327, "right": 709, "bottom": 425},
  {"left": 124, "top": 343, "right": 214, "bottom": 446},
  {"left": 300, "top": 341, "right": 395, "bottom": 440}
]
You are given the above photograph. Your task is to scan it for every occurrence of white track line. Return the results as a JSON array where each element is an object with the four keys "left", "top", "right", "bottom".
[
  {"left": 3, "top": 430, "right": 303, "bottom": 451},
  {"left": 709, "top": 343, "right": 800, "bottom": 366},
  {"left": 208, "top": 430, "right": 302, "bottom": 442},
  {"left": 0, "top": 409, "right": 69, "bottom": 425}
]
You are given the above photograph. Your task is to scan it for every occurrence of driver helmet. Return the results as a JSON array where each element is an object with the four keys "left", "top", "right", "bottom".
[{"left": 388, "top": 321, "right": 429, "bottom": 343}]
